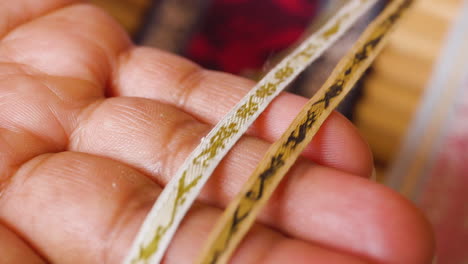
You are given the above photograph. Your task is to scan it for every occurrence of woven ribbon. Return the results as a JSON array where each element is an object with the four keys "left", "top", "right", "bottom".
[{"left": 196, "top": 1, "right": 413, "bottom": 263}]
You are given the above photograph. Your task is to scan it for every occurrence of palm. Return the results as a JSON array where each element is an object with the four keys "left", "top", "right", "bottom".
[{"left": 0, "top": 1, "right": 433, "bottom": 263}]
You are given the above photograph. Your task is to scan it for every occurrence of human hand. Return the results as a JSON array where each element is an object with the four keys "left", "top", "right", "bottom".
[{"left": 0, "top": 1, "right": 433, "bottom": 263}]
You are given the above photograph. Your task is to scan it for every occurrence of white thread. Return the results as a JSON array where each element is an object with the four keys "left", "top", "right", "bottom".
[{"left": 124, "top": 1, "right": 377, "bottom": 263}]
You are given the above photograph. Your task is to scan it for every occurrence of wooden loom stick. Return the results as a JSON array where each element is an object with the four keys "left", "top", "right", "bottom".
[
  {"left": 196, "top": 1, "right": 414, "bottom": 263},
  {"left": 123, "top": 1, "right": 377, "bottom": 263}
]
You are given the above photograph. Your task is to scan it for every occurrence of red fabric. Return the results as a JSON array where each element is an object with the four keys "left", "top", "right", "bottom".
[{"left": 185, "top": 0, "right": 320, "bottom": 74}]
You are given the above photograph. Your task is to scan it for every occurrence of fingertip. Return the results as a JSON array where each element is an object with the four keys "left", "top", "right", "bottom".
[
  {"left": 376, "top": 187, "right": 435, "bottom": 264},
  {"left": 251, "top": 93, "right": 374, "bottom": 177},
  {"left": 305, "top": 111, "right": 374, "bottom": 177}
]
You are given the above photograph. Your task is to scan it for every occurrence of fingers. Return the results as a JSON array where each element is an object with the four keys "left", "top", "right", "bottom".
[
  {"left": 0, "top": 0, "right": 372, "bottom": 178},
  {"left": 67, "top": 97, "right": 433, "bottom": 263},
  {"left": 0, "top": 0, "right": 79, "bottom": 39},
  {"left": 0, "top": 3, "right": 131, "bottom": 86},
  {"left": 0, "top": 223, "right": 46, "bottom": 264},
  {"left": 0, "top": 152, "right": 432, "bottom": 264},
  {"left": 113, "top": 47, "right": 373, "bottom": 177},
  {"left": 67, "top": 96, "right": 364, "bottom": 238}
]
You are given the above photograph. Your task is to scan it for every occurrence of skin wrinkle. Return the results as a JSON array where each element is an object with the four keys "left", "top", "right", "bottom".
[
  {"left": 173, "top": 62, "right": 205, "bottom": 110},
  {"left": 69, "top": 99, "right": 106, "bottom": 150},
  {"left": 0, "top": 61, "right": 41, "bottom": 78},
  {"left": 0, "top": 127, "right": 66, "bottom": 197},
  {"left": 112, "top": 100, "right": 174, "bottom": 175},
  {"left": 110, "top": 101, "right": 159, "bottom": 130},
  {"left": 1, "top": 31, "right": 105, "bottom": 87},
  {"left": 0, "top": 76, "right": 68, "bottom": 146},
  {"left": 0, "top": 153, "right": 50, "bottom": 213},
  {"left": 60, "top": 26, "right": 110, "bottom": 87},
  {"left": 50, "top": 4, "right": 131, "bottom": 87},
  {"left": 102, "top": 174, "right": 160, "bottom": 264},
  {"left": 113, "top": 47, "right": 208, "bottom": 110},
  {"left": 45, "top": 102, "right": 70, "bottom": 144},
  {"left": 0, "top": 4, "right": 130, "bottom": 89},
  {"left": 0, "top": 133, "right": 29, "bottom": 191},
  {"left": 111, "top": 48, "right": 133, "bottom": 98},
  {"left": 0, "top": 0, "right": 81, "bottom": 40},
  {"left": 107, "top": 46, "right": 135, "bottom": 98},
  {"left": 161, "top": 118, "right": 209, "bottom": 181},
  {"left": 188, "top": 70, "right": 258, "bottom": 120},
  {"left": 0, "top": 64, "right": 104, "bottom": 140},
  {"left": 44, "top": 153, "right": 110, "bottom": 188},
  {"left": 0, "top": 130, "right": 14, "bottom": 195},
  {"left": 103, "top": 201, "right": 154, "bottom": 264},
  {"left": 0, "top": 43, "right": 65, "bottom": 80},
  {"left": 0, "top": 219, "right": 48, "bottom": 263},
  {"left": 39, "top": 75, "right": 104, "bottom": 105}
]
